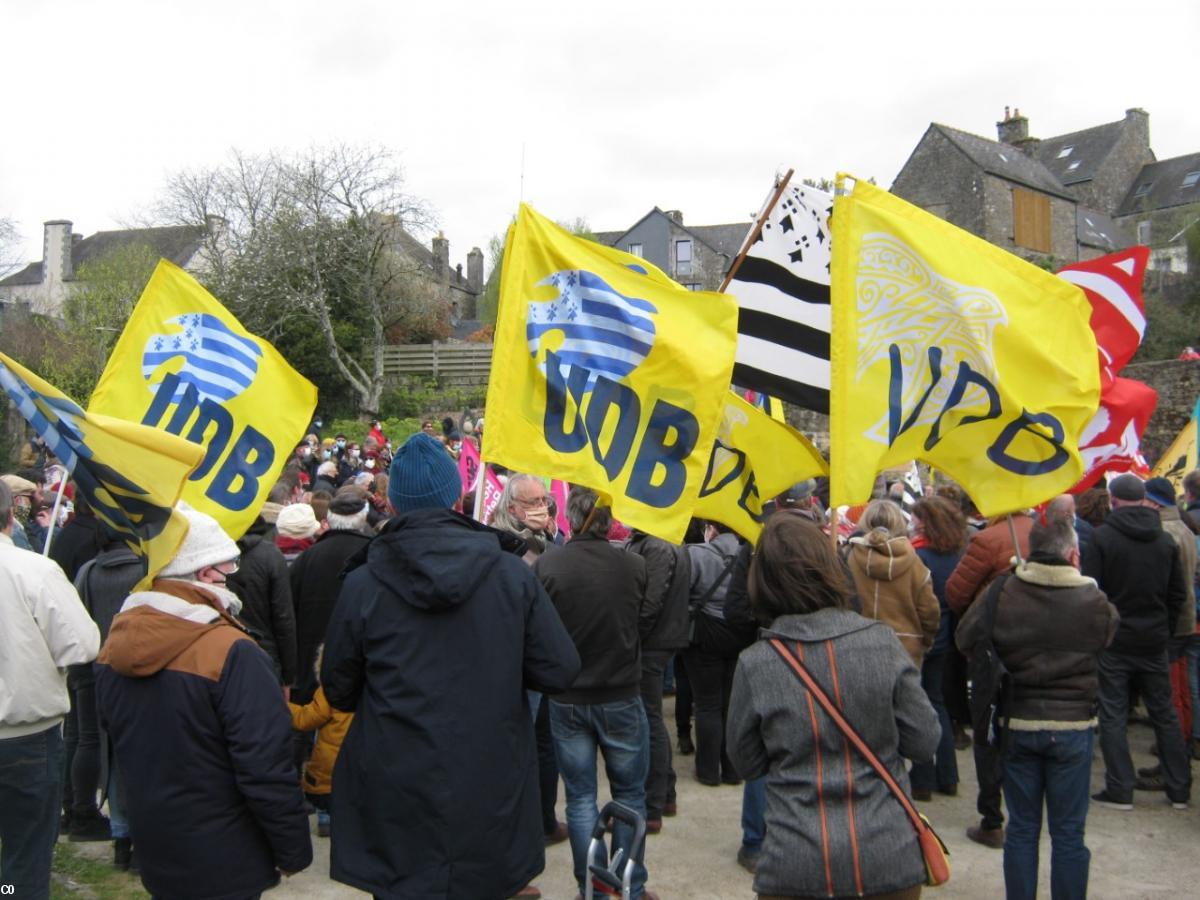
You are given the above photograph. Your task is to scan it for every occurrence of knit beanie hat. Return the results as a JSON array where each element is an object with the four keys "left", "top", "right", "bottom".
[
  {"left": 388, "top": 432, "right": 461, "bottom": 514},
  {"left": 275, "top": 503, "right": 321, "bottom": 539},
  {"left": 1143, "top": 476, "right": 1177, "bottom": 508},
  {"left": 159, "top": 502, "right": 240, "bottom": 578}
]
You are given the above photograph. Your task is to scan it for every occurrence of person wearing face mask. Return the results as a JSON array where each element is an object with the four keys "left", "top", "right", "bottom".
[{"left": 94, "top": 502, "right": 312, "bottom": 899}]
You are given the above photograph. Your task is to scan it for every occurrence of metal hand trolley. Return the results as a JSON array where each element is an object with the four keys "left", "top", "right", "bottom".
[{"left": 584, "top": 801, "right": 647, "bottom": 900}]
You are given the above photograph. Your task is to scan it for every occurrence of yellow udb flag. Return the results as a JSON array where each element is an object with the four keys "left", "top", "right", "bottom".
[
  {"left": 830, "top": 177, "right": 1100, "bottom": 516},
  {"left": 694, "top": 391, "right": 828, "bottom": 541},
  {"left": 485, "top": 205, "right": 738, "bottom": 542},
  {"left": 89, "top": 261, "right": 317, "bottom": 540}
]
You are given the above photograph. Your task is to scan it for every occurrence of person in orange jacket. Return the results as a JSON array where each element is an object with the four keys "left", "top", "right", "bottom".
[{"left": 288, "top": 650, "right": 353, "bottom": 838}]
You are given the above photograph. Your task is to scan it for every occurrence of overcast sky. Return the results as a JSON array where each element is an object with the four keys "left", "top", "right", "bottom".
[{"left": 3, "top": 0, "right": 1197, "bottom": 277}]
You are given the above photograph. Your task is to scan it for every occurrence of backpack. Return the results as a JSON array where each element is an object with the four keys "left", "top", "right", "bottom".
[{"left": 966, "top": 574, "right": 1012, "bottom": 749}]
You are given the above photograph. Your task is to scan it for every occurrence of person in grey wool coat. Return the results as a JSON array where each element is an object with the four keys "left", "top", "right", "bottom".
[{"left": 727, "top": 513, "right": 939, "bottom": 900}]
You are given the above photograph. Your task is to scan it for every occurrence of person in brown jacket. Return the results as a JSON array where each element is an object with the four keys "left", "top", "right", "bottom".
[
  {"left": 846, "top": 500, "right": 939, "bottom": 667},
  {"left": 945, "top": 512, "right": 1034, "bottom": 616}
]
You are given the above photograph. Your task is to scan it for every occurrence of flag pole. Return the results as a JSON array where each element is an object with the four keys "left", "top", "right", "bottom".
[
  {"left": 472, "top": 459, "right": 487, "bottom": 522},
  {"left": 718, "top": 168, "right": 796, "bottom": 294},
  {"left": 828, "top": 505, "right": 840, "bottom": 554},
  {"left": 42, "top": 482, "right": 67, "bottom": 556},
  {"left": 1006, "top": 513, "right": 1025, "bottom": 567}
]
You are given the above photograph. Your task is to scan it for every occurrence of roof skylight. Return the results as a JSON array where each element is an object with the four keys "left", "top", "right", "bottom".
[{"left": 1057, "top": 146, "right": 1074, "bottom": 158}]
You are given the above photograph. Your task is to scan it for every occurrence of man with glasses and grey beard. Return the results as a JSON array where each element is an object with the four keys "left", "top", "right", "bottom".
[
  {"left": 95, "top": 502, "right": 311, "bottom": 900},
  {"left": 493, "top": 473, "right": 555, "bottom": 562}
]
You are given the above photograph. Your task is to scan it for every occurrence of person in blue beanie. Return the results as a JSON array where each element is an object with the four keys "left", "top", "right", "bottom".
[{"left": 320, "top": 432, "right": 581, "bottom": 900}]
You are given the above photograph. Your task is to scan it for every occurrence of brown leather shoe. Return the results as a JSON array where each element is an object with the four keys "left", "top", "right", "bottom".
[
  {"left": 663, "top": 801, "right": 678, "bottom": 817},
  {"left": 511, "top": 885, "right": 541, "bottom": 899},
  {"left": 645, "top": 818, "right": 663, "bottom": 834},
  {"left": 544, "top": 822, "right": 568, "bottom": 845},
  {"left": 966, "top": 823, "right": 1004, "bottom": 849},
  {"left": 911, "top": 787, "right": 932, "bottom": 802}
]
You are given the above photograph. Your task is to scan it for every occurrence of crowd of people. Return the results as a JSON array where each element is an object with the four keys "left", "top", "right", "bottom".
[{"left": 1, "top": 416, "right": 1198, "bottom": 900}]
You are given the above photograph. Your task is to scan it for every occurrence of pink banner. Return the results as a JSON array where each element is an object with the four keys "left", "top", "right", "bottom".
[
  {"left": 482, "top": 467, "right": 504, "bottom": 524},
  {"left": 550, "top": 479, "right": 570, "bottom": 539},
  {"left": 458, "top": 438, "right": 482, "bottom": 493}
]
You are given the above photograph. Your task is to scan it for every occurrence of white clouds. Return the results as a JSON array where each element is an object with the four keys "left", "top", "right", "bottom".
[{"left": 3, "top": 0, "right": 1197, "bottom": 279}]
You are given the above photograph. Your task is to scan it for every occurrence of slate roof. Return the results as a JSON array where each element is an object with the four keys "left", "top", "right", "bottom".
[
  {"left": 1116, "top": 152, "right": 1200, "bottom": 217},
  {"left": 933, "top": 124, "right": 1073, "bottom": 199},
  {"left": 0, "top": 224, "right": 205, "bottom": 287},
  {"left": 594, "top": 208, "right": 752, "bottom": 259},
  {"left": 1036, "top": 119, "right": 1126, "bottom": 187},
  {"left": 1076, "top": 207, "right": 1128, "bottom": 251}
]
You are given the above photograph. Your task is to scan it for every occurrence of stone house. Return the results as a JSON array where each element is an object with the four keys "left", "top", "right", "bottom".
[
  {"left": 592, "top": 207, "right": 751, "bottom": 291},
  {"left": 892, "top": 108, "right": 1197, "bottom": 272},
  {"left": 387, "top": 227, "right": 484, "bottom": 335},
  {"left": 0, "top": 218, "right": 221, "bottom": 317}
]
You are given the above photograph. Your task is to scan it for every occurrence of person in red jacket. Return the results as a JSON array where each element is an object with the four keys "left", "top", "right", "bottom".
[{"left": 946, "top": 510, "right": 1033, "bottom": 850}]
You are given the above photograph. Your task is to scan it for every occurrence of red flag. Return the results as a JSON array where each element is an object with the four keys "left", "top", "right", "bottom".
[
  {"left": 1057, "top": 248, "right": 1156, "bottom": 492},
  {"left": 1072, "top": 376, "right": 1157, "bottom": 492},
  {"left": 1058, "top": 247, "right": 1150, "bottom": 386}
]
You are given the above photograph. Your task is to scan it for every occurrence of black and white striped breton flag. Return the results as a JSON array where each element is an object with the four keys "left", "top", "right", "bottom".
[{"left": 728, "top": 183, "right": 833, "bottom": 413}]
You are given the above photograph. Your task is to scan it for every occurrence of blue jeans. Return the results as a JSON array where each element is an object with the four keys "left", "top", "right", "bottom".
[
  {"left": 1002, "top": 728, "right": 1093, "bottom": 900},
  {"left": 910, "top": 651, "right": 958, "bottom": 792},
  {"left": 741, "top": 777, "right": 766, "bottom": 851},
  {"left": 0, "top": 724, "right": 65, "bottom": 899},
  {"left": 107, "top": 758, "right": 130, "bottom": 839},
  {"left": 549, "top": 697, "right": 650, "bottom": 899}
]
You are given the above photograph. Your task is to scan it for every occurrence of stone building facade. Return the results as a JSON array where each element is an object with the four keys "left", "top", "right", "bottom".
[
  {"left": 892, "top": 108, "right": 1198, "bottom": 272},
  {"left": 593, "top": 208, "right": 750, "bottom": 291},
  {"left": 0, "top": 218, "right": 219, "bottom": 316}
]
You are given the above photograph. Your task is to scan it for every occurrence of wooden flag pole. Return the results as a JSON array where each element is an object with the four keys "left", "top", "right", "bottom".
[
  {"left": 472, "top": 458, "right": 487, "bottom": 522},
  {"left": 1006, "top": 513, "right": 1025, "bottom": 567},
  {"left": 828, "top": 505, "right": 841, "bottom": 554},
  {"left": 718, "top": 168, "right": 795, "bottom": 294}
]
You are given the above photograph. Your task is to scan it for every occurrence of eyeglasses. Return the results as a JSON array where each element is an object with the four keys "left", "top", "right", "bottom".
[
  {"left": 513, "top": 495, "right": 548, "bottom": 509},
  {"left": 213, "top": 557, "right": 240, "bottom": 575}
]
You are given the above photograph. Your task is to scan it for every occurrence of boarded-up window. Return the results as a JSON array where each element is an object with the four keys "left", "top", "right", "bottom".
[{"left": 1013, "top": 188, "right": 1051, "bottom": 253}]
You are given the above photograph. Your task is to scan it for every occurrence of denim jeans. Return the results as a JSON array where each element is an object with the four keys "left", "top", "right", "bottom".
[
  {"left": 1097, "top": 649, "right": 1191, "bottom": 803},
  {"left": 1002, "top": 729, "right": 1093, "bottom": 900},
  {"left": 741, "top": 776, "right": 766, "bottom": 851},
  {"left": 107, "top": 757, "right": 130, "bottom": 840},
  {"left": 0, "top": 724, "right": 65, "bottom": 900},
  {"left": 549, "top": 697, "right": 650, "bottom": 899},
  {"left": 910, "top": 651, "right": 958, "bottom": 792}
]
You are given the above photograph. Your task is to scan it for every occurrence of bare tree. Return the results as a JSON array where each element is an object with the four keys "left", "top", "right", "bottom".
[
  {"left": 0, "top": 217, "right": 24, "bottom": 278},
  {"left": 157, "top": 146, "right": 440, "bottom": 412}
]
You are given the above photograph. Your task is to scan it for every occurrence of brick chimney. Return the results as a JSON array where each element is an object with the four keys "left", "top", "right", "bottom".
[
  {"left": 467, "top": 246, "right": 484, "bottom": 294},
  {"left": 664, "top": 210, "right": 684, "bottom": 225},
  {"left": 432, "top": 231, "right": 449, "bottom": 283},
  {"left": 43, "top": 220, "right": 74, "bottom": 283}
]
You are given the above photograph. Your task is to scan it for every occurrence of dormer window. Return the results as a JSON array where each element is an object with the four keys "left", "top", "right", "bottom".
[
  {"left": 1134, "top": 181, "right": 1153, "bottom": 198},
  {"left": 1057, "top": 146, "right": 1074, "bottom": 158}
]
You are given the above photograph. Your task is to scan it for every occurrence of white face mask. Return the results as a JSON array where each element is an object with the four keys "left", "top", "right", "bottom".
[
  {"left": 365, "top": 458, "right": 376, "bottom": 470},
  {"left": 349, "top": 449, "right": 360, "bottom": 460},
  {"left": 301, "top": 447, "right": 312, "bottom": 459}
]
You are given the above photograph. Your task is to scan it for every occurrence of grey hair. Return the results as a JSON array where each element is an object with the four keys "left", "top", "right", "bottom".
[
  {"left": 491, "top": 473, "right": 543, "bottom": 534},
  {"left": 1029, "top": 515, "right": 1078, "bottom": 560},
  {"left": 567, "top": 485, "right": 611, "bottom": 538},
  {"left": 1045, "top": 494, "right": 1075, "bottom": 524},
  {"left": 0, "top": 480, "right": 11, "bottom": 529},
  {"left": 326, "top": 507, "right": 369, "bottom": 532}
]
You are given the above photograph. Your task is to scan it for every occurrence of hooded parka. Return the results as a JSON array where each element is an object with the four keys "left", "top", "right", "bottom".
[
  {"left": 320, "top": 508, "right": 581, "bottom": 900},
  {"left": 847, "top": 529, "right": 940, "bottom": 666}
]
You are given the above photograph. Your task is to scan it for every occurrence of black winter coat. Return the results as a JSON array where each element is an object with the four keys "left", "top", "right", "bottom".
[
  {"left": 49, "top": 511, "right": 106, "bottom": 582},
  {"left": 1082, "top": 505, "right": 1187, "bottom": 656},
  {"left": 626, "top": 532, "right": 691, "bottom": 652},
  {"left": 534, "top": 534, "right": 647, "bottom": 704},
  {"left": 289, "top": 527, "right": 373, "bottom": 703},
  {"left": 320, "top": 508, "right": 580, "bottom": 900},
  {"left": 229, "top": 518, "right": 297, "bottom": 684}
]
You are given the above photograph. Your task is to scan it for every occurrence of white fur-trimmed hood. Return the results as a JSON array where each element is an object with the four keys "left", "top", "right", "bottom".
[{"left": 1014, "top": 560, "right": 1096, "bottom": 589}]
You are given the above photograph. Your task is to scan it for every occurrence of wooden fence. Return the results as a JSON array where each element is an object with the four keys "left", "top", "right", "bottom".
[{"left": 381, "top": 342, "right": 494, "bottom": 382}]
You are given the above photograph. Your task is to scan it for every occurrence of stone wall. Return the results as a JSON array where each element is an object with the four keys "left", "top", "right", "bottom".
[
  {"left": 981, "top": 175, "right": 1077, "bottom": 263},
  {"left": 891, "top": 128, "right": 987, "bottom": 236},
  {"left": 1124, "top": 358, "right": 1200, "bottom": 465}
]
